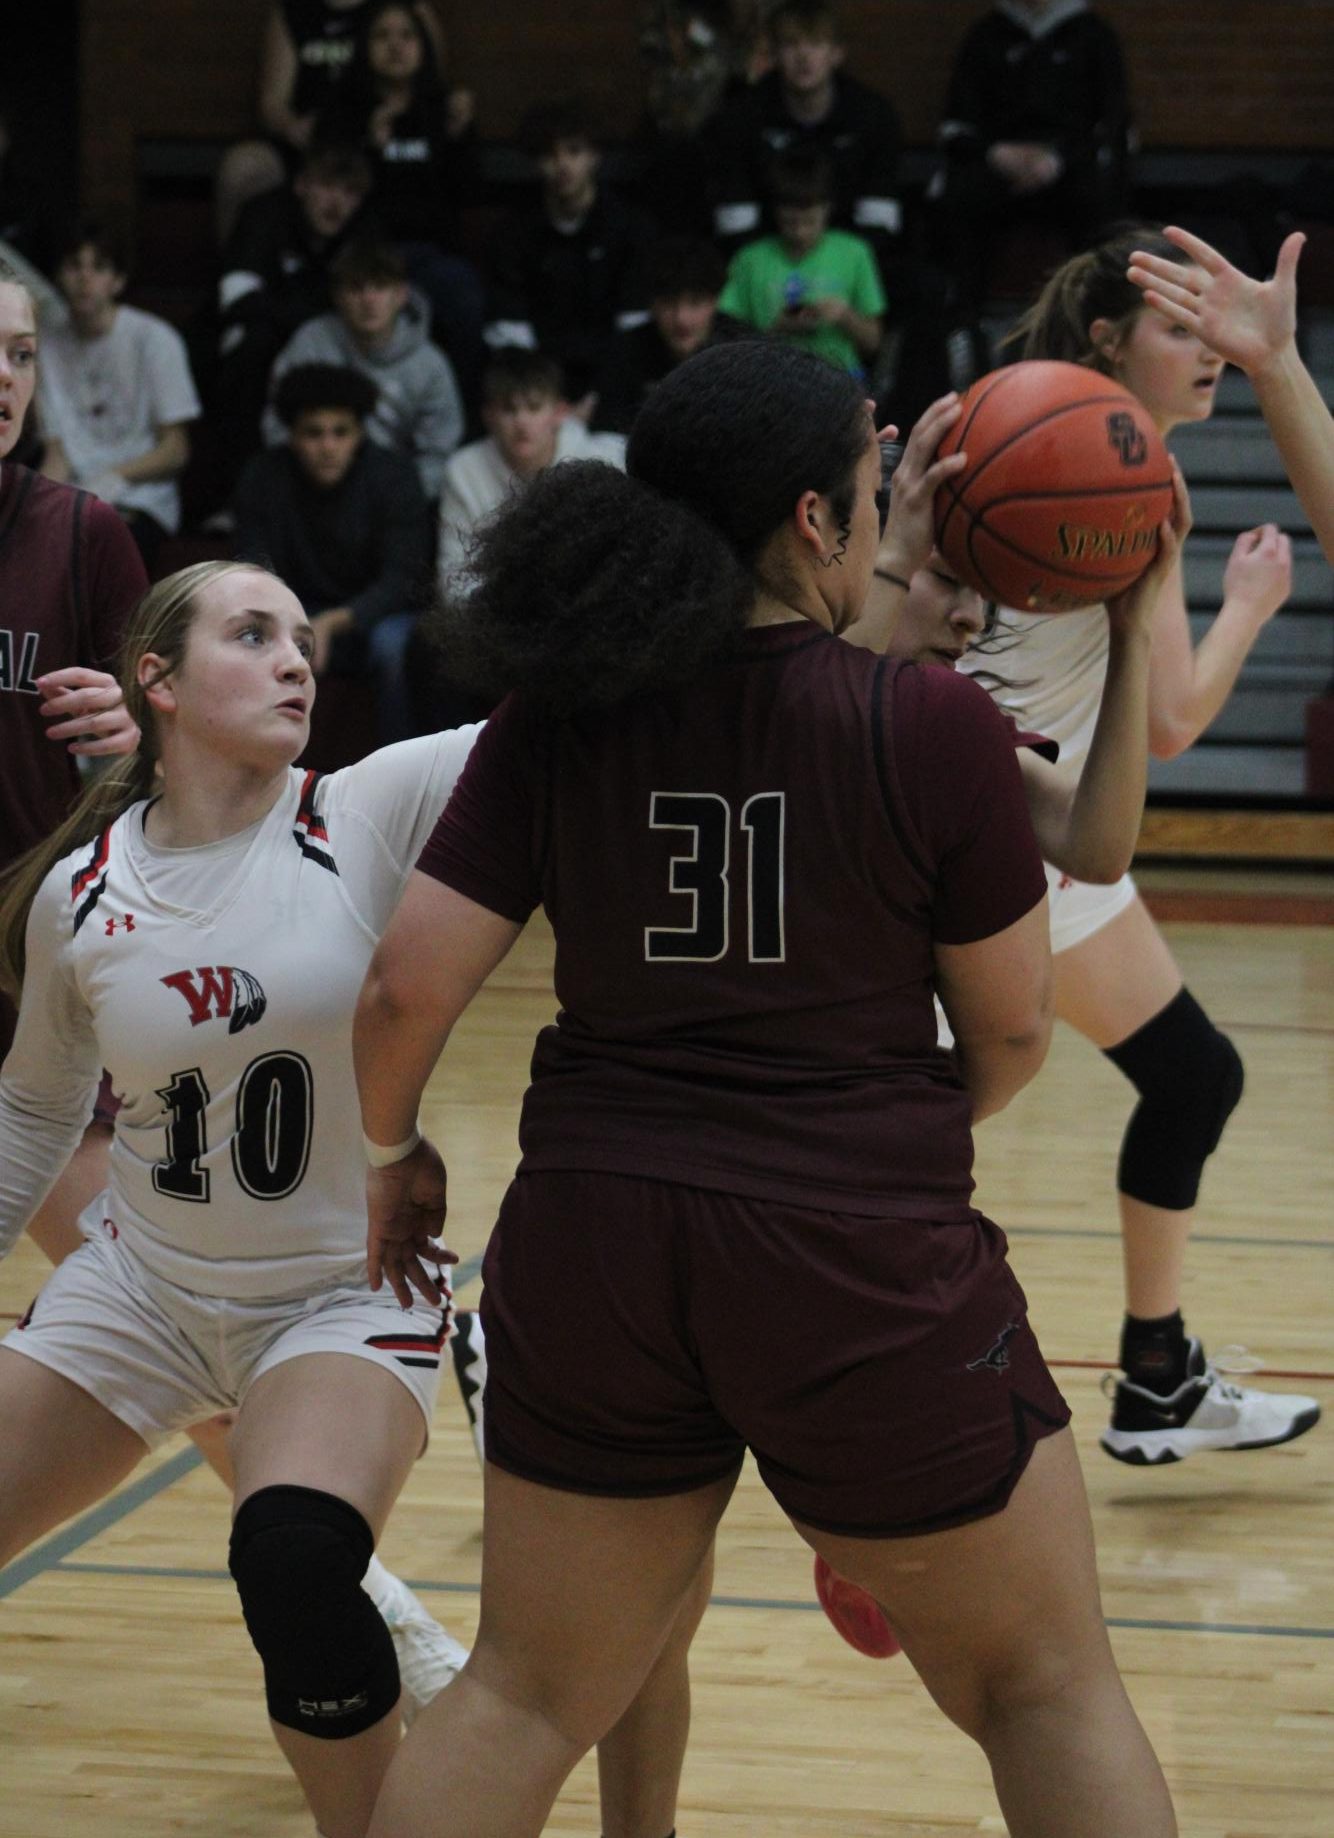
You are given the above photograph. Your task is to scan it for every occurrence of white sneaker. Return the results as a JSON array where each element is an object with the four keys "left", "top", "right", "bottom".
[
  {"left": 1100, "top": 1338, "right": 1321, "bottom": 1466},
  {"left": 450, "top": 1307, "right": 488, "bottom": 1467},
  {"left": 363, "top": 1556, "right": 469, "bottom": 1723}
]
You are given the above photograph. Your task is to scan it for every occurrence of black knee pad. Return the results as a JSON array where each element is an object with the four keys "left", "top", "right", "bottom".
[
  {"left": 228, "top": 1485, "right": 399, "bottom": 1739},
  {"left": 1104, "top": 987, "right": 1244, "bottom": 1211}
]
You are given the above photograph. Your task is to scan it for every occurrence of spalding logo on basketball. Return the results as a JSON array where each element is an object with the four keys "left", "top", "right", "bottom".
[{"left": 933, "top": 361, "right": 1174, "bottom": 613}]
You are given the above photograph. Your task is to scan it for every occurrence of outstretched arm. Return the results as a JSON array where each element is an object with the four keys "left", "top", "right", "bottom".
[{"left": 1129, "top": 227, "right": 1334, "bottom": 568}]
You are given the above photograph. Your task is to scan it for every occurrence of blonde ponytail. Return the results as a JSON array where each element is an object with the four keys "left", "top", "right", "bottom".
[{"left": 0, "top": 560, "right": 274, "bottom": 995}]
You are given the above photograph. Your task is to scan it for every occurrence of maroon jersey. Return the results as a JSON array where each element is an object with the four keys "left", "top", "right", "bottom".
[
  {"left": 418, "top": 622, "right": 1047, "bottom": 1217},
  {"left": 0, "top": 466, "right": 147, "bottom": 869}
]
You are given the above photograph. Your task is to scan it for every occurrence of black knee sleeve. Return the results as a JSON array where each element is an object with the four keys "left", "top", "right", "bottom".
[
  {"left": 228, "top": 1485, "right": 399, "bottom": 1739},
  {"left": 1104, "top": 987, "right": 1244, "bottom": 1211}
]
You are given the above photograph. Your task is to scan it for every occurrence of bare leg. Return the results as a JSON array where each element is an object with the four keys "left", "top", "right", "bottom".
[
  {"left": 0, "top": 1348, "right": 147, "bottom": 1566},
  {"left": 597, "top": 1544, "right": 714, "bottom": 1838},
  {"left": 1052, "top": 897, "right": 1191, "bottom": 1319},
  {"left": 793, "top": 1430, "right": 1176, "bottom": 1838},
  {"left": 229, "top": 1353, "right": 428, "bottom": 1838},
  {"left": 23, "top": 1125, "right": 241, "bottom": 1491},
  {"left": 369, "top": 1463, "right": 739, "bottom": 1838}
]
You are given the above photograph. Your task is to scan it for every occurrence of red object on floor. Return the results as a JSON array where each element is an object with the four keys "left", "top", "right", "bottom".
[{"left": 813, "top": 1554, "right": 903, "bottom": 1659}]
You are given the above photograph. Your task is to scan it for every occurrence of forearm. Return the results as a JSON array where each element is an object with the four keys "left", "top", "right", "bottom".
[
  {"left": 1150, "top": 598, "right": 1268, "bottom": 758},
  {"left": 1045, "top": 624, "right": 1152, "bottom": 879},
  {"left": 1250, "top": 343, "right": 1334, "bottom": 568},
  {"left": 0, "top": 1086, "right": 92, "bottom": 1262},
  {"left": 953, "top": 1026, "right": 1051, "bottom": 1124},
  {"left": 117, "top": 427, "right": 190, "bottom": 485},
  {"left": 841, "top": 561, "right": 911, "bottom": 652},
  {"left": 353, "top": 969, "right": 454, "bottom": 1150},
  {"left": 842, "top": 309, "right": 883, "bottom": 360}
]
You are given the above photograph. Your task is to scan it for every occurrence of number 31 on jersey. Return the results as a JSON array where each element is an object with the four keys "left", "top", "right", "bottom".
[{"left": 645, "top": 791, "right": 785, "bottom": 965}]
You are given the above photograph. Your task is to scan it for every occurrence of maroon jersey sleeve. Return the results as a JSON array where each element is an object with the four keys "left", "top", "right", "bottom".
[
  {"left": 81, "top": 498, "right": 149, "bottom": 670},
  {"left": 416, "top": 696, "right": 545, "bottom": 923},
  {"left": 887, "top": 666, "right": 1047, "bottom": 946},
  {"left": 1003, "top": 713, "right": 1059, "bottom": 763}
]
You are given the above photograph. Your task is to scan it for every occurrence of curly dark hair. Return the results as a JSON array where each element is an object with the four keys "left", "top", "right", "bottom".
[
  {"left": 434, "top": 340, "right": 870, "bottom": 713},
  {"left": 435, "top": 461, "right": 751, "bottom": 714}
]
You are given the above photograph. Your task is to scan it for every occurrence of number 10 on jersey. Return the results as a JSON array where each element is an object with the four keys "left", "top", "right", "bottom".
[{"left": 645, "top": 791, "right": 785, "bottom": 964}]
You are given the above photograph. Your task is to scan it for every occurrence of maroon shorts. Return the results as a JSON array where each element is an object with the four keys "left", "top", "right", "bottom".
[{"left": 480, "top": 1171, "right": 1070, "bottom": 1538}]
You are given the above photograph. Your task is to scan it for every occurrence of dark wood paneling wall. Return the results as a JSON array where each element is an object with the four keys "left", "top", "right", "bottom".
[{"left": 78, "top": 1, "right": 1334, "bottom": 224}]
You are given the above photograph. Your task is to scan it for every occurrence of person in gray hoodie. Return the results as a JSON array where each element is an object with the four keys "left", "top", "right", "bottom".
[{"left": 264, "top": 236, "right": 463, "bottom": 498}]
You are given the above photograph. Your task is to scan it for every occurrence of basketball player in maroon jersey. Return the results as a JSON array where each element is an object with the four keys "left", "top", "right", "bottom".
[
  {"left": 0, "top": 258, "right": 146, "bottom": 1252},
  {"left": 355, "top": 341, "right": 1176, "bottom": 1836}
]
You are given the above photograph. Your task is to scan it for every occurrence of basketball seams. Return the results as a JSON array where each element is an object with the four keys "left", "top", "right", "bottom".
[
  {"left": 965, "top": 516, "right": 1147, "bottom": 597},
  {"left": 950, "top": 392, "right": 1147, "bottom": 502}
]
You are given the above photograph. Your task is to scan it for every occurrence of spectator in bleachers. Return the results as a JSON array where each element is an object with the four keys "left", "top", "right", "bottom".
[
  {"left": 592, "top": 235, "right": 748, "bottom": 435},
  {"left": 630, "top": 2, "right": 747, "bottom": 236},
  {"left": 37, "top": 222, "right": 201, "bottom": 573},
  {"left": 705, "top": 0, "right": 902, "bottom": 262},
  {"left": 437, "top": 347, "right": 624, "bottom": 591},
  {"left": 214, "top": 0, "right": 451, "bottom": 242},
  {"left": 317, "top": 0, "right": 485, "bottom": 407},
  {"left": 212, "top": 138, "right": 373, "bottom": 500},
  {"left": 266, "top": 236, "right": 463, "bottom": 499},
  {"left": 484, "top": 99, "right": 652, "bottom": 412},
  {"left": 935, "top": 0, "right": 1131, "bottom": 317},
  {"left": 718, "top": 146, "right": 884, "bottom": 376},
  {"left": 234, "top": 361, "right": 431, "bottom": 741}
]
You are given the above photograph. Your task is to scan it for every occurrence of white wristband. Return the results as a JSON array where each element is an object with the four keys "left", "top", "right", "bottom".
[{"left": 363, "top": 1125, "right": 422, "bottom": 1168}]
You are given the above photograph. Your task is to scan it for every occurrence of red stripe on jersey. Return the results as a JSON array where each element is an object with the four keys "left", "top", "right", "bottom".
[{"left": 70, "top": 825, "right": 112, "bottom": 901}]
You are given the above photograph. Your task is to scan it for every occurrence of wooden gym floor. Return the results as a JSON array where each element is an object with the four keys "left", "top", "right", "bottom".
[{"left": 1, "top": 879, "right": 1330, "bottom": 1836}]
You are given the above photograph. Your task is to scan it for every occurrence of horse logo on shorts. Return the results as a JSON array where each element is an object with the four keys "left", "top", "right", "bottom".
[{"left": 967, "top": 1319, "right": 1021, "bottom": 1375}]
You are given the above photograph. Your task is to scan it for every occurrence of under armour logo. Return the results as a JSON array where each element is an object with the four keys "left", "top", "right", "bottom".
[{"left": 105, "top": 913, "right": 136, "bottom": 935}]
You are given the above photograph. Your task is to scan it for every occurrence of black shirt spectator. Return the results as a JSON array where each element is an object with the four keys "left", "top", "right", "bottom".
[
  {"left": 485, "top": 100, "right": 651, "bottom": 406},
  {"left": 591, "top": 236, "right": 751, "bottom": 436},
  {"left": 706, "top": 1, "right": 902, "bottom": 258},
  {"left": 210, "top": 140, "right": 372, "bottom": 496},
  {"left": 936, "top": 0, "right": 1131, "bottom": 312}
]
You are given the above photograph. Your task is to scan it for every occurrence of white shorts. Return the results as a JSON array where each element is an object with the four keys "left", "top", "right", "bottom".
[
  {"left": 3, "top": 1220, "right": 450, "bottom": 1450},
  {"left": 1044, "top": 863, "right": 1137, "bottom": 956}
]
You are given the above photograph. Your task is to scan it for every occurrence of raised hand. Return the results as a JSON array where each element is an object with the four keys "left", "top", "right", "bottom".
[
  {"left": 1127, "top": 226, "right": 1302, "bottom": 379},
  {"left": 878, "top": 392, "right": 967, "bottom": 583}
]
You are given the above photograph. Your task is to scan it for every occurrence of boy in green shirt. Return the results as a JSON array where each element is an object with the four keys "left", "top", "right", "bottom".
[{"left": 718, "top": 146, "right": 885, "bottom": 374}]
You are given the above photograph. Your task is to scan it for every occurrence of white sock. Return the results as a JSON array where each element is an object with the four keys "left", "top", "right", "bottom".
[{"left": 361, "top": 1551, "right": 398, "bottom": 1612}]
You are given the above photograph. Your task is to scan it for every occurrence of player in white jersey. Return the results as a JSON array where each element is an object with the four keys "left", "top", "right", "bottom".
[
  {"left": 958, "top": 226, "right": 1318, "bottom": 1466},
  {"left": 0, "top": 561, "right": 480, "bottom": 1838}
]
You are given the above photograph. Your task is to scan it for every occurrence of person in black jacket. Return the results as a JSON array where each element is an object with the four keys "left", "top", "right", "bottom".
[
  {"left": 210, "top": 140, "right": 373, "bottom": 500},
  {"left": 483, "top": 99, "right": 652, "bottom": 410},
  {"left": 232, "top": 361, "right": 432, "bottom": 741},
  {"left": 935, "top": 0, "right": 1131, "bottom": 314},
  {"left": 317, "top": 0, "right": 485, "bottom": 400},
  {"left": 591, "top": 236, "right": 749, "bottom": 435},
  {"left": 705, "top": 0, "right": 903, "bottom": 262}
]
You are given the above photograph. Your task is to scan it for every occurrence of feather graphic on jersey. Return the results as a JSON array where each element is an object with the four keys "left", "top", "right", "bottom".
[
  {"left": 161, "top": 966, "right": 268, "bottom": 1032},
  {"left": 229, "top": 967, "right": 268, "bottom": 1033}
]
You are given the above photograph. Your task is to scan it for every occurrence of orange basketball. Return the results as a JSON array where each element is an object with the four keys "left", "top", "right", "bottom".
[{"left": 933, "top": 360, "right": 1174, "bottom": 613}]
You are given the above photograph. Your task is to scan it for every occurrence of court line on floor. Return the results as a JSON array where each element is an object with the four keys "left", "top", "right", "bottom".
[
  {"left": 1005, "top": 1225, "right": 1332, "bottom": 1252},
  {"left": 31, "top": 1561, "right": 1334, "bottom": 1642},
  {"left": 0, "top": 1446, "right": 203, "bottom": 1599}
]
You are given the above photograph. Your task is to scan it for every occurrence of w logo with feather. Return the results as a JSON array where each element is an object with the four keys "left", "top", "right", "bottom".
[{"left": 161, "top": 966, "right": 268, "bottom": 1033}]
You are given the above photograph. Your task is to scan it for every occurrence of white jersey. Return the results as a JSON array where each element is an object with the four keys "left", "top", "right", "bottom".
[
  {"left": 960, "top": 601, "right": 1109, "bottom": 794},
  {"left": 0, "top": 728, "right": 481, "bottom": 1298}
]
